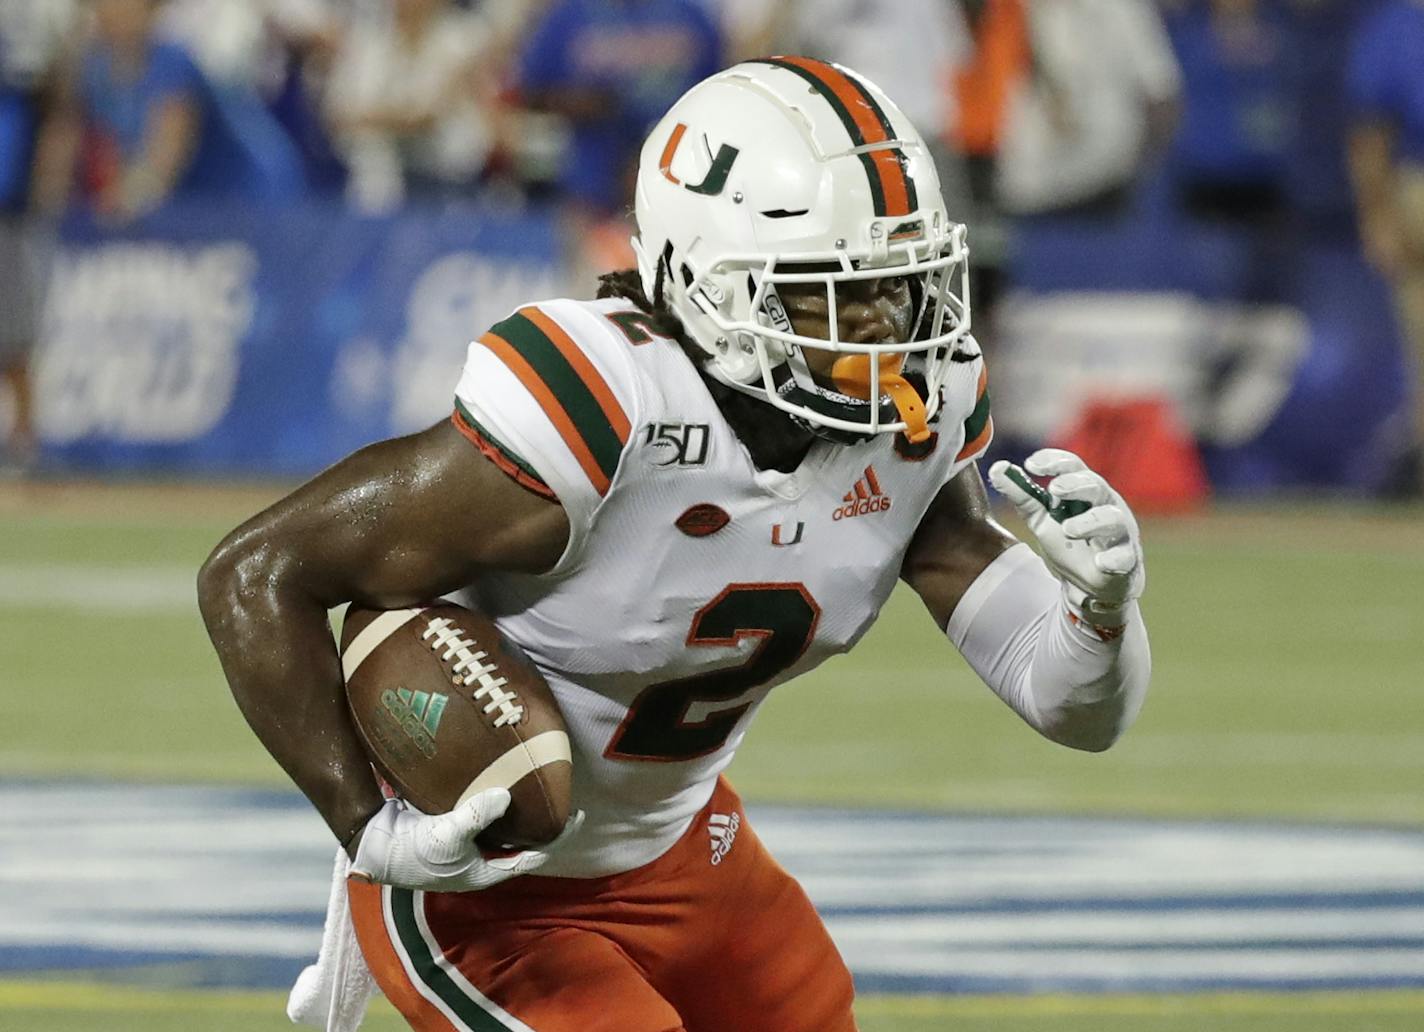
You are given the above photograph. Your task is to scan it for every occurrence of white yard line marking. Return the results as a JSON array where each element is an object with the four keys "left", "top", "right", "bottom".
[
  {"left": 0, "top": 565, "right": 196, "bottom": 612},
  {"left": 1, "top": 783, "right": 1421, "bottom": 992}
]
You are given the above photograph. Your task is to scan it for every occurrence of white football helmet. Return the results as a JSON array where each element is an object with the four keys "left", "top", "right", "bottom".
[{"left": 633, "top": 57, "right": 972, "bottom": 443}]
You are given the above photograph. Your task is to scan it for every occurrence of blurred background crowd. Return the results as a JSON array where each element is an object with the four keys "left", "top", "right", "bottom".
[{"left": 2, "top": 0, "right": 1422, "bottom": 502}]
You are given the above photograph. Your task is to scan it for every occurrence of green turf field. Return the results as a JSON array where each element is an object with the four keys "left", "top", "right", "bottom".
[
  {"left": 2, "top": 486, "right": 1420, "bottom": 823},
  {"left": 2, "top": 484, "right": 1421, "bottom": 1031},
  {"left": 3, "top": 982, "right": 1422, "bottom": 1032}
]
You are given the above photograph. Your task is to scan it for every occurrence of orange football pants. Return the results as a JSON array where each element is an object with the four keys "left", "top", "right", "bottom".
[{"left": 349, "top": 778, "right": 857, "bottom": 1032}]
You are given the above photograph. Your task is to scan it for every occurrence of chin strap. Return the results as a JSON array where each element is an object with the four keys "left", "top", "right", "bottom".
[{"left": 831, "top": 354, "right": 931, "bottom": 443}]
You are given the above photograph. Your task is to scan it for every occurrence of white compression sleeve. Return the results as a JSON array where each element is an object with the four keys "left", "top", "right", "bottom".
[{"left": 946, "top": 543, "right": 1151, "bottom": 751}]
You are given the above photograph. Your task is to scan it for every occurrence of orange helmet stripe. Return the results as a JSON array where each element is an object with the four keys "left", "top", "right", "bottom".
[{"left": 754, "top": 56, "right": 917, "bottom": 217}]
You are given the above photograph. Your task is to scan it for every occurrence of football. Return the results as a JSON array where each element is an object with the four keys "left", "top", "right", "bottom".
[{"left": 339, "top": 600, "right": 573, "bottom": 850}]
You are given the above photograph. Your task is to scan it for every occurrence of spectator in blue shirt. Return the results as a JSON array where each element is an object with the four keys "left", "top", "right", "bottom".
[
  {"left": 1167, "top": 0, "right": 1302, "bottom": 226},
  {"left": 33, "top": 0, "right": 253, "bottom": 221},
  {"left": 518, "top": 0, "right": 722, "bottom": 215},
  {"left": 1348, "top": 0, "right": 1424, "bottom": 496}
]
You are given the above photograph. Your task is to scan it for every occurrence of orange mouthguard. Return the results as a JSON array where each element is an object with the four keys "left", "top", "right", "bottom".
[{"left": 831, "top": 354, "right": 930, "bottom": 443}]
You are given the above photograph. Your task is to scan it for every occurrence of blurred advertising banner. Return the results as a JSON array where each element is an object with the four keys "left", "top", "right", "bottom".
[
  {"left": 33, "top": 201, "right": 565, "bottom": 475},
  {"left": 27, "top": 201, "right": 1410, "bottom": 492}
]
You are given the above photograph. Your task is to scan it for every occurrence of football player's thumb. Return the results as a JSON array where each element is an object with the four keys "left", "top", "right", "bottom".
[
  {"left": 420, "top": 789, "right": 510, "bottom": 864},
  {"left": 459, "top": 787, "right": 513, "bottom": 834},
  {"left": 492, "top": 810, "right": 586, "bottom": 876},
  {"left": 1095, "top": 543, "right": 1140, "bottom": 578},
  {"left": 988, "top": 461, "right": 1042, "bottom": 518}
]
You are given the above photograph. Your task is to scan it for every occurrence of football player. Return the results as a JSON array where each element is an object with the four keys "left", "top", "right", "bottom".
[{"left": 200, "top": 58, "right": 1150, "bottom": 1032}]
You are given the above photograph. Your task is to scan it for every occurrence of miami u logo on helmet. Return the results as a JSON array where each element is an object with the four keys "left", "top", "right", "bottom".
[{"left": 659, "top": 123, "right": 740, "bottom": 197}]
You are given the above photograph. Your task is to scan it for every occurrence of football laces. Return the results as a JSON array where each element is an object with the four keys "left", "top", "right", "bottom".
[{"left": 421, "top": 617, "right": 524, "bottom": 727}]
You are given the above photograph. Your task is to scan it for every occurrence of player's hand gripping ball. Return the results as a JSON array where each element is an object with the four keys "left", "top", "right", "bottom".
[
  {"left": 339, "top": 601, "right": 575, "bottom": 854},
  {"left": 349, "top": 790, "right": 583, "bottom": 893},
  {"left": 989, "top": 449, "right": 1146, "bottom": 613}
]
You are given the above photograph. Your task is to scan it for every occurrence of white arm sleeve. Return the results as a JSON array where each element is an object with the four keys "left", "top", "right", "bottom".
[{"left": 946, "top": 543, "right": 1151, "bottom": 751}]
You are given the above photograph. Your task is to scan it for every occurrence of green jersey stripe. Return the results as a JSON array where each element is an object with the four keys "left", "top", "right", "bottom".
[
  {"left": 962, "top": 386, "right": 991, "bottom": 444},
  {"left": 454, "top": 399, "right": 551, "bottom": 490},
  {"left": 489, "top": 312, "right": 625, "bottom": 483},
  {"left": 390, "top": 889, "right": 516, "bottom": 1031}
]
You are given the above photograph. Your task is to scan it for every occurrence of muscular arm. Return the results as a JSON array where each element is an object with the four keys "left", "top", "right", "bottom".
[
  {"left": 196, "top": 420, "right": 569, "bottom": 849},
  {"left": 901, "top": 463, "right": 1149, "bottom": 752},
  {"left": 899, "top": 464, "right": 1018, "bottom": 626}
]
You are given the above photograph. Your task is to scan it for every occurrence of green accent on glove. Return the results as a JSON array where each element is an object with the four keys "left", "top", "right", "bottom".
[{"left": 1004, "top": 466, "right": 1092, "bottom": 524}]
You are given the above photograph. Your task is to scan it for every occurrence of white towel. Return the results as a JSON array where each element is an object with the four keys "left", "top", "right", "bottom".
[{"left": 288, "top": 846, "right": 380, "bottom": 1032}]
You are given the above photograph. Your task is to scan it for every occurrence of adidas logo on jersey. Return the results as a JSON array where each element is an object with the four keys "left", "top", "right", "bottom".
[
  {"left": 379, "top": 688, "right": 447, "bottom": 759},
  {"left": 708, "top": 811, "right": 741, "bottom": 866},
  {"left": 833, "top": 466, "right": 892, "bottom": 520}
]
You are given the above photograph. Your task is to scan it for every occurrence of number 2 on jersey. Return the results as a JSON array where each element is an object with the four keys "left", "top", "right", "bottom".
[{"left": 605, "top": 583, "right": 821, "bottom": 762}]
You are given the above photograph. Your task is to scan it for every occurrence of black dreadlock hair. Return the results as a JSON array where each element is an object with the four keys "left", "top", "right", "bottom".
[
  {"left": 595, "top": 267, "right": 815, "bottom": 472},
  {"left": 595, "top": 268, "right": 702, "bottom": 363}
]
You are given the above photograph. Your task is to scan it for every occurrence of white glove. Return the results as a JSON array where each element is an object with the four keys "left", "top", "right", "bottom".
[
  {"left": 350, "top": 789, "right": 583, "bottom": 893},
  {"left": 988, "top": 449, "right": 1145, "bottom": 617}
]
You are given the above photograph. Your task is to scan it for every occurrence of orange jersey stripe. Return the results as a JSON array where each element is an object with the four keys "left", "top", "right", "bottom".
[
  {"left": 348, "top": 880, "right": 461, "bottom": 1032},
  {"left": 479, "top": 331, "right": 612, "bottom": 495},
  {"left": 520, "top": 306, "right": 632, "bottom": 443},
  {"left": 957, "top": 415, "right": 994, "bottom": 462}
]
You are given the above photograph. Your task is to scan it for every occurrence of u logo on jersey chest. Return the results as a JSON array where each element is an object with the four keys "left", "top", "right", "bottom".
[{"left": 771, "top": 522, "right": 805, "bottom": 547}]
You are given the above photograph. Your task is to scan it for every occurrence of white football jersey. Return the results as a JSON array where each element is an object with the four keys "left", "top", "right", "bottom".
[{"left": 452, "top": 297, "right": 991, "bottom": 876}]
